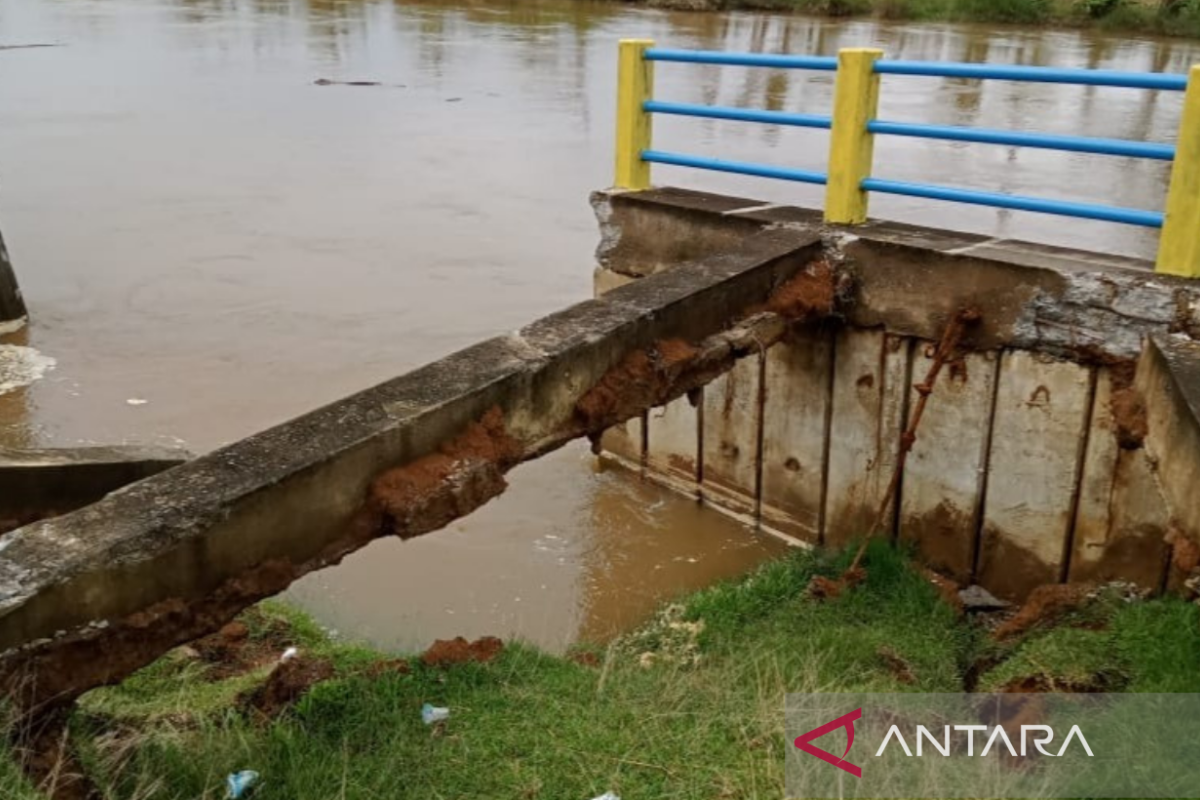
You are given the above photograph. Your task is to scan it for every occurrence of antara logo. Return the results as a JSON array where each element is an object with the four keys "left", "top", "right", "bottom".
[
  {"left": 794, "top": 708, "right": 863, "bottom": 777},
  {"left": 874, "top": 723, "right": 1094, "bottom": 758},
  {"left": 793, "top": 710, "right": 1094, "bottom": 777}
]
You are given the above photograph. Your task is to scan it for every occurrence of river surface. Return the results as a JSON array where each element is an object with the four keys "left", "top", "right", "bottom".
[{"left": 2, "top": 0, "right": 1198, "bottom": 652}]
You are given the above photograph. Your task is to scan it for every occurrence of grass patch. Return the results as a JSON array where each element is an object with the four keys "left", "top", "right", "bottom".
[
  {"left": 3, "top": 545, "right": 1199, "bottom": 798},
  {"left": 976, "top": 591, "right": 1200, "bottom": 692}
]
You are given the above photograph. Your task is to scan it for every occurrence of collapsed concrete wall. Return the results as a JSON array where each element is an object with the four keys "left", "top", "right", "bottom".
[
  {"left": 0, "top": 226, "right": 27, "bottom": 328},
  {"left": 0, "top": 227, "right": 825, "bottom": 716},
  {"left": 593, "top": 187, "right": 1200, "bottom": 602}
]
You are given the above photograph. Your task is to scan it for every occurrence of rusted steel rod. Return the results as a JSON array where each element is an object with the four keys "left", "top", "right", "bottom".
[{"left": 849, "top": 307, "right": 981, "bottom": 574}]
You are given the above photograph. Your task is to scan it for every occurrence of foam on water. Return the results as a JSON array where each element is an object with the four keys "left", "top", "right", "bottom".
[{"left": 0, "top": 344, "right": 56, "bottom": 395}]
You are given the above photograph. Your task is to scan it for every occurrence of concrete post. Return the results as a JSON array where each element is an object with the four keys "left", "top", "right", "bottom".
[{"left": 0, "top": 225, "right": 28, "bottom": 326}]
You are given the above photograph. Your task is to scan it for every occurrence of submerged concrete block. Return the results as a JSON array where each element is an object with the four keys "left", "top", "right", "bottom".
[
  {"left": 760, "top": 329, "right": 834, "bottom": 544},
  {"left": 977, "top": 351, "right": 1093, "bottom": 600},
  {"left": 0, "top": 445, "right": 191, "bottom": 530},
  {"left": 1069, "top": 369, "right": 1170, "bottom": 588},
  {"left": 824, "top": 330, "right": 910, "bottom": 549},
  {"left": 0, "top": 227, "right": 26, "bottom": 327},
  {"left": 701, "top": 355, "right": 761, "bottom": 522},
  {"left": 898, "top": 350, "right": 999, "bottom": 583}
]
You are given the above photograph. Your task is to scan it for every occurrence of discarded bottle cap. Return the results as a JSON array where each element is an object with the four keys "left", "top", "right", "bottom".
[
  {"left": 421, "top": 703, "right": 450, "bottom": 724},
  {"left": 226, "top": 770, "right": 260, "bottom": 799}
]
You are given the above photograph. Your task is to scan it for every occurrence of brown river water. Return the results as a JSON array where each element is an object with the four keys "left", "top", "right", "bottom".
[{"left": 2, "top": 0, "right": 1198, "bottom": 652}]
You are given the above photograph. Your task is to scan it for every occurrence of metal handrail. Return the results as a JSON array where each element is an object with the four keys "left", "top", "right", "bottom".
[{"left": 614, "top": 40, "right": 1200, "bottom": 276}]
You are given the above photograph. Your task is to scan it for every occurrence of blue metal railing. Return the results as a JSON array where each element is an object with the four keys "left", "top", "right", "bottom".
[
  {"left": 860, "top": 179, "right": 1164, "bottom": 227},
  {"left": 872, "top": 60, "right": 1188, "bottom": 90},
  {"left": 644, "top": 100, "right": 832, "bottom": 130},
  {"left": 641, "top": 150, "right": 828, "bottom": 186},
  {"left": 635, "top": 47, "right": 1187, "bottom": 230},
  {"left": 645, "top": 49, "right": 838, "bottom": 71}
]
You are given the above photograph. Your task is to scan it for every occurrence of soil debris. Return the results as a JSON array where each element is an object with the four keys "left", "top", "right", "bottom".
[
  {"left": 1168, "top": 525, "right": 1200, "bottom": 575},
  {"left": 421, "top": 636, "right": 505, "bottom": 667},
  {"left": 573, "top": 340, "right": 698, "bottom": 431},
  {"left": 764, "top": 258, "right": 835, "bottom": 321},
  {"left": 239, "top": 656, "right": 335, "bottom": 721},
  {"left": 364, "top": 658, "right": 412, "bottom": 679},
  {"left": 576, "top": 266, "right": 837, "bottom": 433},
  {"left": 877, "top": 646, "right": 917, "bottom": 685},
  {"left": 808, "top": 569, "right": 864, "bottom": 600},
  {"left": 992, "top": 584, "right": 1093, "bottom": 642},
  {"left": 1110, "top": 386, "right": 1148, "bottom": 449},
  {"left": 369, "top": 407, "right": 522, "bottom": 539},
  {"left": 191, "top": 613, "right": 293, "bottom": 681},
  {"left": 919, "top": 566, "right": 964, "bottom": 615}
]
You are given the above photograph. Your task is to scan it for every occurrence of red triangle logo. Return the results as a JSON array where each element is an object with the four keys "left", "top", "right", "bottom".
[{"left": 794, "top": 708, "right": 862, "bottom": 778}]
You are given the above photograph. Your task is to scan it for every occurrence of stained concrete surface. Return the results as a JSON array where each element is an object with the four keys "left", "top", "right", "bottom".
[{"left": 593, "top": 187, "right": 1200, "bottom": 602}]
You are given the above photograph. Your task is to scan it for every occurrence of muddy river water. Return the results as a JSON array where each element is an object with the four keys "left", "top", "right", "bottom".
[{"left": 2, "top": 0, "right": 1199, "bottom": 652}]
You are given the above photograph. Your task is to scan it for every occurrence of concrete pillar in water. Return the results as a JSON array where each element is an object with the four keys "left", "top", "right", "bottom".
[{"left": 0, "top": 226, "right": 27, "bottom": 326}]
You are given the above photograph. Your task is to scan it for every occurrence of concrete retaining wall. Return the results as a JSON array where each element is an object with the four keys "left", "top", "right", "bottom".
[{"left": 594, "top": 187, "right": 1200, "bottom": 601}]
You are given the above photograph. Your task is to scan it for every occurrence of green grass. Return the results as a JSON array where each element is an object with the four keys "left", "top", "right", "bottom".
[
  {"left": 684, "top": 0, "right": 1200, "bottom": 37},
  {"left": 3, "top": 543, "right": 1199, "bottom": 799}
]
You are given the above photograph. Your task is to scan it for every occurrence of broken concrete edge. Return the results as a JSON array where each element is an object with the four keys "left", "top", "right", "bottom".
[
  {"left": 0, "top": 226, "right": 825, "bottom": 713},
  {"left": 591, "top": 187, "right": 1200, "bottom": 364},
  {"left": 0, "top": 226, "right": 28, "bottom": 326},
  {"left": 0, "top": 445, "right": 192, "bottom": 529},
  {"left": 1138, "top": 334, "right": 1200, "bottom": 587}
]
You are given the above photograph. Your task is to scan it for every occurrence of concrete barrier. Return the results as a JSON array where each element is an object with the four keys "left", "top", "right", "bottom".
[
  {"left": 0, "top": 227, "right": 823, "bottom": 713},
  {"left": 593, "top": 187, "right": 1200, "bottom": 601},
  {"left": 0, "top": 226, "right": 27, "bottom": 328}
]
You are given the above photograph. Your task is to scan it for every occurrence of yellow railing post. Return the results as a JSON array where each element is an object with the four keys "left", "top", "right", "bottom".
[
  {"left": 1157, "top": 64, "right": 1200, "bottom": 278},
  {"left": 615, "top": 39, "right": 655, "bottom": 191},
  {"left": 825, "top": 48, "right": 884, "bottom": 225}
]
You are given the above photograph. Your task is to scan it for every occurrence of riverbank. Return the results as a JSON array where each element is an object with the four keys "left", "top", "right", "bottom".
[
  {"left": 641, "top": 0, "right": 1200, "bottom": 39},
  {"left": 4, "top": 542, "right": 1199, "bottom": 799}
]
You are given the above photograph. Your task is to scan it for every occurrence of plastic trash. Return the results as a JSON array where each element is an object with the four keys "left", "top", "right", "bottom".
[
  {"left": 225, "top": 770, "right": 259, "bottom": 799},
  {"left": 591, "top": 793, "right": 620, "bottom": 800},
  {"left": 280, "top": 646, "right": 299, "bottom": 662},
  {"left": 421, "top": 703, "right": 450, "bottom": 724}
]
